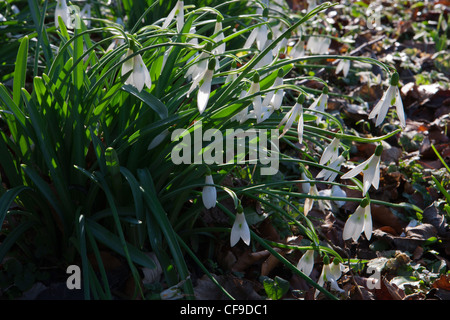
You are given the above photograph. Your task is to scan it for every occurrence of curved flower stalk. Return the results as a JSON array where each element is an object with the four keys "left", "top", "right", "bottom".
[
  {"left": 341, "top": 144, "right": 382, "bottom": 196},
  {"left": 315, "top": 257, "right": 345, "bottom": 298},
  {"left": 308, "top": 86, "right": 328, "bottom": 125},
  {"left": 278, "top": 93, "right": 304, "bottom": 143},
  {"left": 55, "top": 0, "right": 72, "bottom": 29},
  {"left": 297, "top": 250, "right": 315, "bottom": 277},
  {"left": 343, "top": 198, "right": 372, "bottom": 241},
  {"left": 319, "top": 137, "right": 341, "bottom": 165},
  {"left": 202, "top": 169, "right": 217, "bottom": 209},
  {"left": 307, "top": 36, "right": 331, "bottom": 54},
  {"left": 230, "top": 204, "right": 251, "bottom": 247},
  {"left": 316, "top": 154, "right": 346, "bottom": 182},
  {"left": 335, "top": 58, "right": 351, "bottom": 78},
  {"left": 121, "top": 48, "right": 152, "bottom": 92},
  {"left": 162, "top": 0, "right": 184, "bottom": 33},
  {"left": 368, "top": 72, "right": 405, "bottom": 128}
]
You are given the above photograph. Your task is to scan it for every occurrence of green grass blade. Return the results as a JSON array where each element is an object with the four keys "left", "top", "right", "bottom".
[{"left": 13, "top": 35, "right": 29, "bottom": 107}]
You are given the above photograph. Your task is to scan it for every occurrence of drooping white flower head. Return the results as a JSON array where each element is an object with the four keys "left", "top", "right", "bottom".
[
  {"left": 212, "top": 16, "right": 226, "bottom": 57},
  {"left": 336, "top": 58, "right": 351, "bottom": 78},
  {"left": 55, "top": 0, "right": 72, "bottom": 29},
  {"left": 341, "top": 144, "right": 382, "bottom": 196},
  {"left": 196, "top": 59, "right": 215, "bottom": 114},
  {"left": 343, "top": 198, "right": 372, "bottom": 241},
  {"left": 320, "top": 137, "right": 341, "bottom": 165},
  {"left": 316, "top": 154, "right": 346, "bottom": 182},
  {"left": 278, "top": 93, "right": 304, "bottom": 143},
  {"left": 316, "top": 256, "right": 345, "bottom": 298},
  {"left": 297, "top": 250, "right": 315, "bottom": 276},
  {"left": 331, "top": 185, "right": 347, "bottom": 208},
  {"left": 202, "top": 173, "right": 217, "bottom": 209},
  {"left": 307, "top": 36, "right": 331, "bottom": 55},
  {"left": 121, "top": 48, "right": 152, "bottom": 92},
  {"left": 269, "top": 69, "right": 285, "bottom": 111},
  {"left": 240, "top": 73, "right": 262, "bottom": 123},
  {"left": 368, "top": 72, "right": 405, "bottom": 128},
  {"left": 230, "top": 204, "right": 251, "bottom": 247},
  {"left": 289, "top": 38, "right": 305, "bottom": 59},
  {"left": 162, "top": 0, "right": 184, "bottom": 33},
  {"left": 308, "top": 86, "right": 328, "bottom": 125},
  {"left": 244, "top": 7, "right": 268, "bottom": 51}
]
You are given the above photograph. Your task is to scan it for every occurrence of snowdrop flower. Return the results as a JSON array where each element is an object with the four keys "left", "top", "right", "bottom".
[
  {"left": 225, "top": 60, "right": 238, "bottom": 84},
  {"left": 343, "top": 198, "right": 372, "bottom": 241},
  {"left": 239, "top": 73, "right": 262, "bottom": 123},
  {"left": 202, "top": 171, "right": 217, "bottom": 209},
  {"left": 196, "top": 59, "right": 215, "bottom": 114},
  {"left": 269, "top": 69, "right": 285, "bottom": 110},
  {"left": 288, "top": 38, "right": 305, "bottom": 59},
  {"left": 368, "top": 72, "right": 405, "bottom": 128},
  {"left": 162, "top": 0, "right": 184, "bottom": 33},
  {"left": 278, "top": 93, "right": 304, "bottom": 143},
  {"left": 244, "top": 7, "right": 268, "bottom": 50},
  {"left": 308, "top": 86, "right": 328, "bottom": 125},
  {"left": 55, "top": 0, "right": 72, "bottom": 29},
  {"left": 335, "top": 58, "right": 351, "bottom": 78},
  {"left": 255, "top": 32, "right": 274, "bottom": 70},
  {"left": 316, "top": 256, "right": 345, "bottom": 298},
  {"left": 319, "top": 138, "right": 340, "bottom": 165},
  {"left": 121, "top": 48, "right": 152, "bottom": 92},
  {"left": 212, "top": 16, "right": 226, "bottom": 57},
  {"left": 307, "top": 36, "right": 331, "bottom": 54},
  {"left": 297, "top": 250, "right": 315, "bottom": 276},
  {"left": 230, "top": 204, "right": 251, "bottom": 247},
  {"left": 300, "top": 171, "right": 311, "bottom": 194},
  {"left": 273, "top": 23, "right": 288, "bottom": 55},
  {"left": 341, "top": 144, "right": 382, "bottom": 196},
  {"left": 331, "top": 185, "right": 346, "bottom": 208},
  {"left": 80, "top": 4, "right": 91, "bottom": 28},
  {"left": 304, "top": 183, "right": 321, "bottom": 215},
  {"left": 185, "top": 43, "right": 212, "bottom": 82},
  {"left": 316, "top": 154, "right": 346, "bottom": 182}
]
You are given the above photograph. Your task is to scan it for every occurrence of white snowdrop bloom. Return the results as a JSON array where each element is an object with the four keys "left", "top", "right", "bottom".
[
  {"left": 297, "top": 250, "right": 315, "bottom": 276},
  {"left": 196, "top": 60, "right": 215, "bottom": 114},
  {"left": 307, "top": 0, "right": 318, "bottom": 11},
  {"left": 55, "top": 0, "right": 72, "bottom": 29},
  {"left": 225, "top": 61, "right": 238, "bottom": 84},
  {"left": 316, "top": 257, "right": 345, "bottom": 298},
  {"left": 121, "top": 49, "right": 152, "bottom": 92},
  {"left": 80, "top": 4, "right": 91, "bottom": 28},
  {"left": 239, "top": 73, "right": 262, "bottom": 123},
  {"left": 319, "top": 138, "right": 341, "bottom": 165},
  {"left": 273, "top": 23, "right": 288, "bottom": 55},
  {"left": 308, "top": 87, "right": 328, "bottom": 124},
  {"left": 212, "top": 17, "right": 226, "bottom": 56},
  {"left": 289, "top": 38, "right": 305, "bottom": 59},
  {"left": 316, "top": 154, "right": 345, "bottom": 182},
  {"left": 270, "top": 69, "right": 285, "bottom": 110},
  {"left": 341, "top": 144, "right": 382, "bottom": 196},
  {"left": 254, "top": 32, "right": 274, "bottom": 70},
  {"left": 300, "top": 171, "right": 310, "bottom": 194},
  {"left": 368, "top": 72, "right": 405, "bottom": 128},
  {"left": 230, "top": 205, "right": 251, "bottom": 247},
  {"left": 331, "top": 185, "right": 346, "bottom": 208},
  {"left": 162, "top": 0, "right": 184, "bottom": 33},
  {"left": 304, "top": 183, "right": 321, "bottom": 216},
  {"left": 278, "top": 94, "right": 304, "bottom": 143},
  {"left": 306, "top": 36, "right": 331, "bottom": 54},
  {"left": 244, "top": 7, "right": 268, "bottom": 50},
  {"left": 202, "top": 173, "right": 217, "bottom": 209},
  {"left": 343, "top": 199, "right": 372, "bottom": 241},
  {"left": 335, "top": 59, "right": 351, "bottom": 78},
  {"left": 185, "top": 43, "right": 212, "bottom": 82}
]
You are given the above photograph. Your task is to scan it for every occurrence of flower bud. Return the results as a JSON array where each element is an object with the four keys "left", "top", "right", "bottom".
[{"left": 390, "top": 72, "right": 399, "bottom": 86}]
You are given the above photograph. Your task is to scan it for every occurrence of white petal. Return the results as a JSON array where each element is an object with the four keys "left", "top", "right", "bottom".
[
  {"left": 363, "top": 206, "right": 373, "bottom": 240},
  {"left": 343, "top": 206, "right": 365, "bottom": 241},
  {"left": 319, "top": 138, "right": 340, "bottom": 165},
  {"left": 197, "top": 77, "right": 212, "bottom": 114},
  {"left": 371, "top": 155, "right": 381, "bottom": 190},
  {"left": 256, "top": 25, "right": 268, "bottom": 50},
  {"left": 394, "top": 87, "right": 406, "bottom": 127},
  {"left": 341, "top": 156, "right": 372, "bottom": 180},
  {"left": 176, "top": 1, "right": 184, "bottom": 33},
  {"left": 230, "top": 213, "right": 250, "bottom": 246},
  {"left": 297, "top": 108, "right": 304, "bottom": 144},
  {"left": 244, "top": 28, "right": 258, "bottom": 49},
  {"left": 202, "top": 175, "right": 216, "bottom": 209},
  {"left": 297, "top": 250, "right": 314, "bottom": 276},
  {"left": 162, "top": 3, "right": 177, "bottom": 29},
  {"left": 121, "top": 49, "right": 134, "bottom": 78}
]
